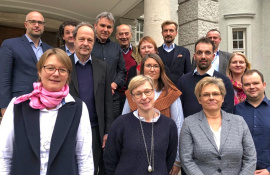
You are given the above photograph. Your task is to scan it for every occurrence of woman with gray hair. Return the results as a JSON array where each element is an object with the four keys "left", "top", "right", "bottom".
[
  {"left": 104, "top": 75, "right": 178, "bottom": 174},
  {"left": 180, "top": 76, "right": 256, "bottom": 175}
]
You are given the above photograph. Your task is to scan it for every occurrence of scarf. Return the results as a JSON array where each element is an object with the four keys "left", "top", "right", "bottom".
[
  {"left": 230, "top": 79, "right": 246, "bottom": 105},
  {"left": 14, "top": 82, "right": 69, "bottom": 109}
]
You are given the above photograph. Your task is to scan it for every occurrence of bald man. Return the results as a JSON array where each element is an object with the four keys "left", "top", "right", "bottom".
[
  {"left": 0, "top": 11, "right": 52, "bottom": 116},
  {"left": 116, "top": 24, "right": 142, "bottom": 111}
]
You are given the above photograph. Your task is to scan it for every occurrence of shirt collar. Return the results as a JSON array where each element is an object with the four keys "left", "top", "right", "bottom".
[
  {"left": 121, "top": 43, "right": 132, "bottom": 54},
  {"left": 215, "top": 49, "right": 220, "bottom": 55},
  {"left": 193, "top": 66, "right": 215, "bottom": 76},
  {"left": 245, "top": 96, "right": 270, "bottom": 106},
  {"left": 163, "top": 43, "right": 175, "bottom": 50},
  {"left": 74, "top": 53, "right": 92, "bottom": 66},
  {"left": 133, "top": 108, "right": 161, "bottom": 122},
  {"left": 65, "top": 45, "right": 73, "bottom": 56},
  {"left": 25, "top": 34, "right": 42, "bottom": 47}
]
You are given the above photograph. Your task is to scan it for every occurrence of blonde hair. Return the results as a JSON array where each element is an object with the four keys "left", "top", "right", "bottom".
[
  {"left": 194, "top": 77, "right": 226, "bottom": 100},
  {"left": 128, "top": 75, "right": 154, "bottom": 95},
  {"left": 226, "top": 52, "right": 251, "bottom": 78},
  {"left": 36, "top": 48, "right": 72, "bottom": 84}
]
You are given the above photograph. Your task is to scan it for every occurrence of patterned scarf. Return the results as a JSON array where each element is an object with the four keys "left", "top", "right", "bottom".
[{"left": 230, "top": 79, "right": 246, "bottom": 105}]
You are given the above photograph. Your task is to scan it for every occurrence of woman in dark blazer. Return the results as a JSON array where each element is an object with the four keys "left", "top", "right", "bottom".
[
  {"left": 180, "top": 76, "right": 256, "bottom": 175},
  {"left": 0, "top": 48, "right": 94, "bottom": 175}
]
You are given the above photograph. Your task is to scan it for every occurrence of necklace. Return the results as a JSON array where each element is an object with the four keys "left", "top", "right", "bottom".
[{"left": 138, "top": 113, "right": 155, "bottom": 172}]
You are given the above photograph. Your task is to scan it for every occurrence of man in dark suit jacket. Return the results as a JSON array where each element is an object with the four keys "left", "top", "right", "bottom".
[
  {"left": 92, "top": 12, "right": 126, "bottom": 119},
  {"left": 58, "top": 20, "right": 78, "bottom": 56},
  {"left": 158, "top": 20, "right": 192, "bottom": 85},
  {"left": 0, "top": 11, "right": 52, "bottom": 116},
  {"left": 192, "top": 29, "right": 232, "bottom": 75},
  {"left": 69, "top": 22, "right": 113, "bottom": 175}
]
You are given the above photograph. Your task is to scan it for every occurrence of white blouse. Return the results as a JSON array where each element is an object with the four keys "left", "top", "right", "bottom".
[
  {"left": 0, "top": 94, "right": 94, "bottom": 175},
  {"left": 210, "top": 126, "right": 222, "bottom": 151}
]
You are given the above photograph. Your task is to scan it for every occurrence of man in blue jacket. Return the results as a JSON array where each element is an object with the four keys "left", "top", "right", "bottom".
[{"left": 0, "top": 11, "right": 52, "bottom": 116}]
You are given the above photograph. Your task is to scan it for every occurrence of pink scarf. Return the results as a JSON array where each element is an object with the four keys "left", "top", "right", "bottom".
[{"left": 14, "top": 82, "right": 69, "bottom": 109}]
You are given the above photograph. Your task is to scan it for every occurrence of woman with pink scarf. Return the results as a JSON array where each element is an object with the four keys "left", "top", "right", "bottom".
[
  {"left": 226, "top": 52, "right": 251, "bottom": 105},
  {"left": 0, "top": 48, "right": 94, "bottom": 175}
]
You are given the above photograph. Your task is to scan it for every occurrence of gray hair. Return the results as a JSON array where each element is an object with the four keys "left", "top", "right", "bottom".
[
  {"left": 95, "top": 12, "right": 115, "bottom": 25},
  {"left": 116, "top": 24, "right": 132, "bottom": 33},
  {"left": 73, "top": 22, "right": 96, "bottom": 39}
]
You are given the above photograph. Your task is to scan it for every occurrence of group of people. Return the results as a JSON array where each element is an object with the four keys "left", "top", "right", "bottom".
[{"left": 0, "top": 10, "right": 268, "bottom": 175}]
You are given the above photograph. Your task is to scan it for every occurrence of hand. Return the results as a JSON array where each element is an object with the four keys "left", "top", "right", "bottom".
[
  {"left": 169, "top": 165, "right": 181, "bottom": 175},
  {"left": 111, "top": 82, "right": 117, "bottom": 95},
  {"left": 1, "top": 108, "right": 6, "bottom": 117},
  {"left": 255, "top": 169, "right": 270, "bottom": 175},
  {"left": 102, "top": 134, "right": 108, "bottom": 149}
]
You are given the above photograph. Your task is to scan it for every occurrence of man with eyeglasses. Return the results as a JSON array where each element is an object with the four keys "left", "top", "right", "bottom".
[
  {"left": 177, "top": 37, "right": 234, "bottom": 119},
  {"left": 0, "top": 11, "right": 52, "bottom": 116}
]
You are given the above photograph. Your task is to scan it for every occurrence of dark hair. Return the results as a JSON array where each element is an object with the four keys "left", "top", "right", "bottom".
[
  {"left": 241, "top": 69, "right": 264, "bottom": 84},
  {"left": 140, "top": 53, "right": 174, "bottom": 92},
  {"left": 161, "top": 20, "right": 178, "bottom": 31},
  {"left": 194, "top": 37, "right": 215, "bottom": 53},
  {"left": 58, "top": 21, "right": 79, "bottom": 44},
  {"left": 138, "top": 36, "right": 158, "bottom": 56},
  {"left": 73, "top": 22, "right": 96, "bottom": 40}
]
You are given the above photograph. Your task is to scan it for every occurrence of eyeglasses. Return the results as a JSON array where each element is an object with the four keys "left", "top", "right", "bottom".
[
  {"left": 200, "top": 92, "right": 222, "bottom": 98},
  {"left": 132, "top": 89, "right": 153, "bottom": 99},
  {"left": 26, "top": 20, "right": 45, "bottom": 25},
  {"left": 43, "top": 65, "right": 68, "bottom": 75},
  {"left": 145, "top": 64, "right": 160, "bottom": 70}
]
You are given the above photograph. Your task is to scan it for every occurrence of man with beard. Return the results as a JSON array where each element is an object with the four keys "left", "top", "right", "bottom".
[
  {"left": 58, "top": 20, "right": 78, "bottom": 56},
  {"left": 116, "top": 24, "right": 141, "bottom": 111},
  {"left": 92, "top": 12, "right": 126, "bottom": 121},
  {"left": 192, "top": 29, "right": 232, "bottom": 75},
  {"left": 158, "top": 20, "right": 192, "bottom": 85},
  {"left": 0, "top": 11, "right": 52, "bottom": 116},
  {"left": 69, "top": 22, "right": 113, "bottom": 175},
  {"left": 177, "top": 37, "right": 234, "bottom": 118}
]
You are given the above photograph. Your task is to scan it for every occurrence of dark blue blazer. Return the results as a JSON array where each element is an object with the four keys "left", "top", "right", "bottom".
[
  {"left": 158, "top": 44, "right": 192, "bottom": 85},
  {"left": 0, "top": 35, "right": 52, "bottom": 108}
]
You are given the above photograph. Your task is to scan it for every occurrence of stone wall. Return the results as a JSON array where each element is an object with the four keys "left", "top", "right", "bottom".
[{"left": 178, "top": 0, "right": 219, "bottom": 61}]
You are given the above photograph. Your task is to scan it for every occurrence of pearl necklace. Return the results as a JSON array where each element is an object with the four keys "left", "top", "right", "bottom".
[{"left": 138, "top": 114, "right": 155, "bottom": 172}]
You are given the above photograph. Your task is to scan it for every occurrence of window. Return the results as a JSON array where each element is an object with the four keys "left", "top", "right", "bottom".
[
  {"left": 232, "top": 29, "right": 246, "bottom": 54},
  {"left": 135, "top": 20, "right": 144, "bottom": 45}
]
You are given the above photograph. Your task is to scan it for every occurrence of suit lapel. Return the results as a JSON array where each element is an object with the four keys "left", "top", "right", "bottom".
[
  {"left": 198, "top": 111, "right": 219, "bottom": 152},
  {"left": 22, "top": 102, "right": 40, "bottom": 159},
  {"left": 219, "top": 111, "right": 231, "bottom": 152},
  {"left": 218, "top": 51, "right": 224, "bottom": 73},
  {"left": 92, "top": 57, "right": 100, "bottom": 95},
  {"left": 47, "top": 101, "right": 77, "bottom": 167},
  {"left": 21, "top": 35, "right": 38, "bottom": 64},
  {"left": 70, "top": 54, "right": 79, "bottom": 93}
]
